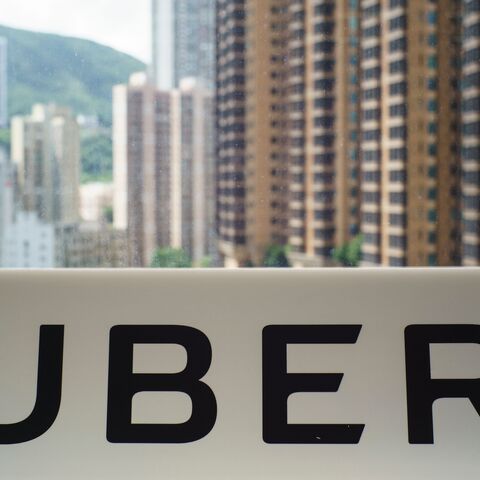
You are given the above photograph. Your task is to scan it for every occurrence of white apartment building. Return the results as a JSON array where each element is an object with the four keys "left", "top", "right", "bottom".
[
  {"left": 172, "top": 78, "right": 217, "bottom": 264},
  {"left": 113, "top": 73, "right": 172, "bottom": 267},
  {"left": 11, "top": 104, "right": 81, "bottom": 225},
  {"left": 0, "top": 37, "right": 7, "bottom": 128},
  {"left": 0, "top": 148, "right": 14, "bottom": 265},
  {"left": 113, "top": 73, "right": 218, "bottom": 266},
  {"left": 151, "top": 0, "right": 175, "bottom": 89},
  {"left": 2, "top": 211, "right": 55, "bottom": 268}
]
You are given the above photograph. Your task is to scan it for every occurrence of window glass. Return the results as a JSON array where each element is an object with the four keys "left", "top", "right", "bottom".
[{"left": 0, "top": 0, "right": 478, "bottom": 270}]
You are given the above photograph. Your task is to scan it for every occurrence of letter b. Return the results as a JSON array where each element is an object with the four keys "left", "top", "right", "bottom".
[{"left": 107, "top": 325, "right": 217, "bottom": 443}]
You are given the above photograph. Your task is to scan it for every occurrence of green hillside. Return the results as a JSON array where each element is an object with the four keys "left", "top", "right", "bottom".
[{"left": 0, "top": 24, "right": 145, "bottom": 126}]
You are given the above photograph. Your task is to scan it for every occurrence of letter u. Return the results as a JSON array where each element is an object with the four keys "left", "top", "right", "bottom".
[{"left": 0, "top": 325, "right": 64, "bottom": 444}]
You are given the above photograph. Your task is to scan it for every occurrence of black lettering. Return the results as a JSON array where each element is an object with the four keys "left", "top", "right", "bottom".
[
  {"left": 405, "top": 324, "right": 480, "bottom": 444},
  {"left": 0, "top": 325, "right": 64, "bottom": 444},
  {"left": 263, "top": 325, "right": 364, "bottom": 444},
  {"left": 107, "top": 325, "right": 217, "bottom": 443}
]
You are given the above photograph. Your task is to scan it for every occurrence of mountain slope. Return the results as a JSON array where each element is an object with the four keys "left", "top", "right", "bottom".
[{"left": 0, "top": 24, "right": 145, "bottom": 125}]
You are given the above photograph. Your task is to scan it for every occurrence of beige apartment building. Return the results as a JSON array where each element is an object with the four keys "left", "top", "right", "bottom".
[
  {"left": 216, "top": 0, "right": 291, "bottom": 267},
  {"left": 461, "top": 0, "right": 480, "bottom": 265},
  {"left": 216, "top": 0, "right": 249, "bottom": 266},
  {"left": 11, "top": 104, "right": 80, "bottom": 225},
  {"left": 217, "top": 0, "right": 475, "bottom": 268},
  {"left": 359, "top": 0, "right": 462, "bottom": 267},
  {"left": 113, "top": 73, "right": 172, "bottom": 267},
  {"left": 286, "top": 0, "right": 362, "bottom": 267},
  {"left": 216, "top": 0, "right": 361, "bottom": 267},
  {"left": 244, "top": 0, "right": 290, "bottom": 266}
]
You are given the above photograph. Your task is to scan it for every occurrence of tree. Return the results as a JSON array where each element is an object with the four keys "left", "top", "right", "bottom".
[
  {"left": 263, "top": 245, "right": 291, "bottom": 268},
  {"left": 103, "top": 206, "right": 114, "bottom": 224},
  {"left": 150, "top": 248, "right": 192, "bottom": 268},
  {"left": 81, "top": 133, "right": 113, "bottom": 184},
  {"left": 198, "top": 257, "right": 213, "bottom": 268},
  {"left": 333, "top": 234, "right": 363, "bottom": 267},
  {"left": 0, "top": 128, "right": 10, "bottom": 153}
]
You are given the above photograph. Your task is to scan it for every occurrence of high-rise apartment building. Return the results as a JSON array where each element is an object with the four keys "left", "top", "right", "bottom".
[
  {"left": 0, "top": 37, "right": 7, "bottom": 129},
  {"left": 175, "top": 0, "right": 216, "bottom": 88},
  {"left": 152, "top": 0, "right": 175, "bottom": 89},
  {"left": 359, "top": 0, "right": 462, "bottom": 267},
  {"left": 216, "top": 0, "right": 290, "bottom": 267},
  {"left": 461, "top": 0, "right": 480, "bottom": 265},
  {"left": 11, "top": 104, "right": 80, "bottom": 225},
  {"left": 114, "top": 73, "right": 218, "bottom": 267},
  {"left": 113, "top": 73, "right": 172, "bottom": 267},
  {"left": 243, "top": 0, "right": 289, "bottom": 266},
  {"left": 172, "top": 79, "right": 217, "bottom": 263},
  {"left": 216, "top": 0, "right": 248, "bottom": 266},
  {"left": 152, "top": 0, "right": 216, "bottom": 89},
  {"left": 151, "top": 0, "right": 217, "bottom": 265},
  {"left": 216, "top": 0, "right": 472, "bottom": 268},
  {"left": 216, "top": 0, "right": 361, "bottom": 267},
  {"left": 286, "top": 0, "right": 362, "bottom": 267}
]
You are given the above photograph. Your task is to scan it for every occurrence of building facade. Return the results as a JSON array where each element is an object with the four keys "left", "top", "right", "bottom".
[
  {"left": 56, "top": 222, "right": 127, "bottom": 268},
  {"left": 80, "top": 182, "right": 114, "bottom": 223},
  {"left": 216, "top": 0, "right": 249, "bottom": 266},
  {"left": 152, "top": 0, "right": 216, "bottom": 89},
  {"left": 172, "top": 79, "right": 217, "bottom": 264},
  {"left": 286, "top": 0, "right": 362, "bottom": 267},
  {"left": 0, "top": 37, "right": 7, "bottom": 129},
  {"left": 243, "top": 0, "right": 290, "bottom": 266},
  {"left": 216, "top": 0, "right": 361, "bottom": 267},
  {"left": 152, "top": 0, "right": 175, "bottom": 89},
  {"left": 11, "top": 104, "right": 81, "bottom": 225},
  {"left": 2, "top": 211, "right": 55, "bottom": 268},
  {"left": 359, "top": 0, "right": 462, "bottom": 267},
  {"left": 113, "top": 73, "right": 172, "bottom": 267},
  {"left": 216, "top": 0, "right": 475, "bottom": 268},
  {"left": 0, "top": 148, "right": 13, "bottom": 265},
  {"left": 174, "top": 0, "right": 216, "bottom": 88},
  {"left": 461, "top": 0, "right": 480, "bottom": 265}
]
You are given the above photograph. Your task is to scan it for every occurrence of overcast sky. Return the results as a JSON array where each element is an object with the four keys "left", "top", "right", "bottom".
[{"left": 0, "top": 0, "right": 151, "bottom": 62}]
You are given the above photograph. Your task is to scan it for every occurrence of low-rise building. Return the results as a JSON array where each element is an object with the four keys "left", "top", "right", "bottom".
[
  {"left": 2, "top": 211, "right": 55, "bottom": 268},
  {"left": 56, "top": 222, "right": 127, "bottom": 268},
  {"left": 80, "top": 182, "right": 114, "bottom": 223}
]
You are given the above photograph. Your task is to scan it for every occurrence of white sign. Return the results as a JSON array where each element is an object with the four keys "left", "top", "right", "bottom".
[{"left": 0, "top": 270, "right": 479, "bottom": 479}]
